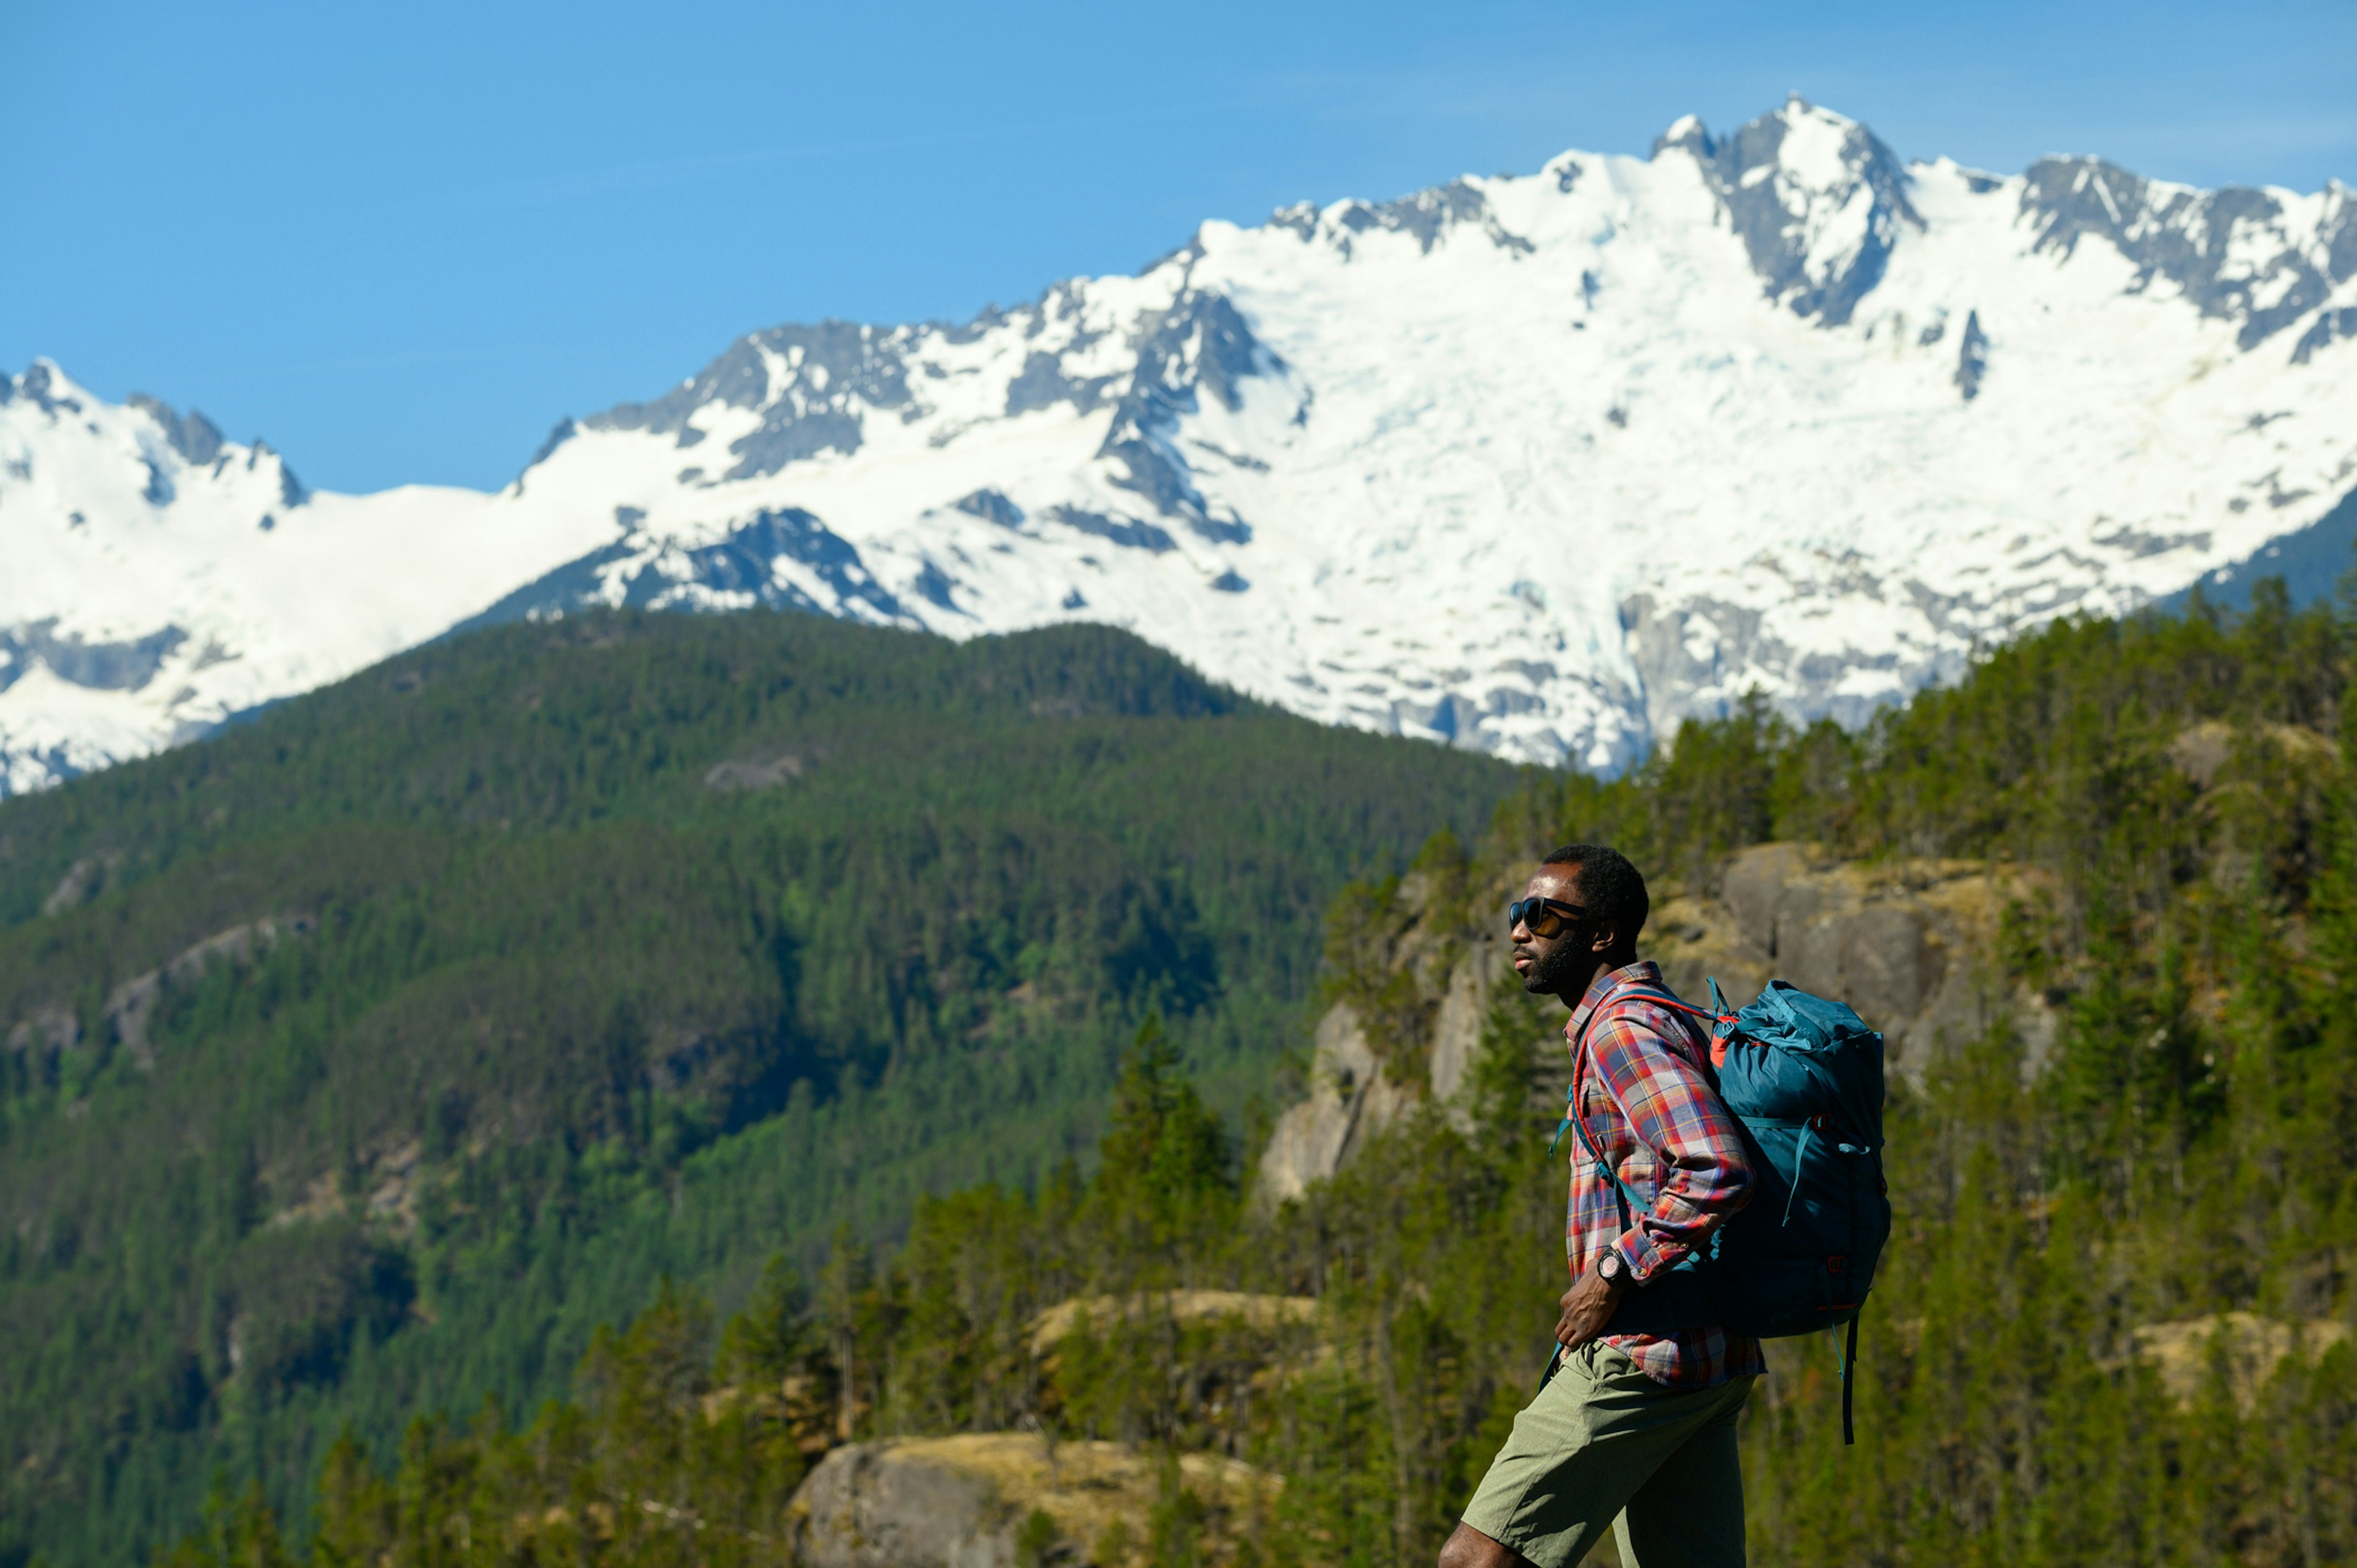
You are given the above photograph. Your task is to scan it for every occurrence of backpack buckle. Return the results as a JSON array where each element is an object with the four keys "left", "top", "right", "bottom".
[{"left": 1825, "top": 1255, "right": 1847, "bottom": 1273}]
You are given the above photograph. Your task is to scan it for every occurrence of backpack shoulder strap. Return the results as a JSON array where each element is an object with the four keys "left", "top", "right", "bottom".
[
  {"left": 1576, "top": 986, "right": 1723, "bottom": 1106},
  {"left": 1553, "top": 984, "right": 1723, "bottom": 1208},
  {"left": 1562, "top": 1066, "right": 1651, "bottom": 1227}
]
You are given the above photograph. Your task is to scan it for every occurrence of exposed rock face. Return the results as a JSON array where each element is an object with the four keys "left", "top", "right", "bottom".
[
  {"left": 791, "top": 1434, "right": 1275, "bottom": 1568},
  {"left": 586, "top": 320, "right": 917, "bottom": 478},
  {"left": 1256, "top": 841, "right": 2059, "bottom": 1202},
  {"left": 1255, "top": 1004, "right": 1416, "bottom": 1205},
  {"left": 793, "top": 1440, "right": 1018, "bottom": 1568},
  {"left": 1655, "top": 99, "right": 1923, "bottom": 327},
  {"left": 1424, "top": 941, "right": 1497, "bottom": 1111},
  {"left": 5, "top": 1005, "right": 79, "bottom": 1057},
  {"left": 1027, "top": 1291, "right": 1317, "bottom": 1356},
  {"left": 125, "top": 393, "right": 227, "bottom": 466},
  {"left": 2016, "top": 156, "right": 2356, "bottom": 350},
  {"left": 0, "top": 620, "right": 191, "bottom": 698},
  {"left": 39, "top": 849, "right": 121, "bottom": 915},
  {"left": 99, "top": 915, "right": 315, "bottom": 1069},
  {"left": 702, "top": 751, "right": 808, "bottom": 791},
  {"left": 2132, "top": 1313, "right": 2351, "bottom": 1413},
  {"left": 6, "top": 914, "right": 315, "bottom": 1076},
  {"left": 1655, "top": 843, "right": 2056, "bottom": 1080},
  {"left": 450, "top": 507, "right": 908, "bottom": 635}
]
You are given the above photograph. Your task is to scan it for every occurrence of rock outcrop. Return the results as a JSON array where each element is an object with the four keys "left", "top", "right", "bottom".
[
  {"left": 1253, "top": 1004, "right": 1418, "bottom": 1205},
  {"left": 2132, "top": 1313, "right": 2351, "bottom": 1412},
  {"left": 792, "top": 1439, "right": 1017, "bottom": 1568},
  {"left": 1652, "top": 843, "right": 2057, "bottom": 1079},
  {"left": 100, "top": 915, "right": 315, "bottom": 1068},
  {"left": 6, "top": 913, "right": 316, "bottom": 1073},
  {"left": 1425, "top": 943, "right": 1496, "bottom": 1110},
  {"left": 789, "top": 1434, "right": 1275, "bottom": 1568},
  {"left": 1255, "top": 843, "right": 2058, "bottom": 1203},
  {"left": 1027, "top": 1291, "right": 1317, "bottom": 1356}
]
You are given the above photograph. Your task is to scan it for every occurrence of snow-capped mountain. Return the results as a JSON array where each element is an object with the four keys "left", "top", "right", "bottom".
[{"left": 7, "top": 97, "right": 2356, "bottom": 793}]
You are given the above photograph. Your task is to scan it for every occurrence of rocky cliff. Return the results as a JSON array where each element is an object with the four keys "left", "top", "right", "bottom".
[
  {"left": 789, "top": 1433, "right": 1276, "bottom": 1568},
  {"left": 1256, "top": 843, "right": 2058, "bottom": 1202}
]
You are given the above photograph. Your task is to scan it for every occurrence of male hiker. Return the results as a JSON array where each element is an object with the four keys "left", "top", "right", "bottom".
[{"left": 1440, "top": 844, "right": 1760, "bottom": 1568}]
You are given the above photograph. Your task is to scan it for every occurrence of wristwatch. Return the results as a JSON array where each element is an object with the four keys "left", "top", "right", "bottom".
[{"left": 1596, "top": 1249, "right": 1632, "bottom": 1287}]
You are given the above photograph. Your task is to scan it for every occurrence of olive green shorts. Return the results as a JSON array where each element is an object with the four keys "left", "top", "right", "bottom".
[{"left": 1460, "top": 1341, "right": 1755, "bottom": 1568}]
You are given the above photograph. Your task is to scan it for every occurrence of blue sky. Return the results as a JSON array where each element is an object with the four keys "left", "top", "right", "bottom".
[{"left": 7, "top": 0, "right": 2353, "bottom": 494}]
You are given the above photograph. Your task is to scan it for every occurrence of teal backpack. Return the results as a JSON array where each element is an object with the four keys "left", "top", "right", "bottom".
[{"left": 1554, "top": 978, "right": 1892, "bottom": 1443}]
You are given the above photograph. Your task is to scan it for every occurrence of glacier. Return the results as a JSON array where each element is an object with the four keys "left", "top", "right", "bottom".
[{"left": 4, "top": 97, "right": 2355, "bottom": 794}]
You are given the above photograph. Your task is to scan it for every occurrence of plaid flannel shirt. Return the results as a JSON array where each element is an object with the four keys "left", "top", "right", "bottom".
[{"left": 1565, "top": 960, "right": 1765, "bottom": 1389}]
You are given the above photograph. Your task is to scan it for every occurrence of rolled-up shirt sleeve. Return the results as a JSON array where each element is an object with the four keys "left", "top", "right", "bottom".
[{"left": 1585, "top": 1010, "right": 1757, "bottom": 1282}]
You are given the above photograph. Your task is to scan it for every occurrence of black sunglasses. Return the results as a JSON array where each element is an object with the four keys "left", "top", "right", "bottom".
[{"left": 1508, "top": 896, "right": 1589, "bottom": 937}]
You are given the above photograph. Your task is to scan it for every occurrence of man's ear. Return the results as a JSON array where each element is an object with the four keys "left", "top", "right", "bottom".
[{"left": 1589, "top": 923, "right": 1618, "bottom": 956}]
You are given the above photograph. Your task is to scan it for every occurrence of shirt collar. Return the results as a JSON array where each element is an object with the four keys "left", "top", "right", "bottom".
[{"left": 1564, "top": 958, "right": 1666, "bottom": 1042}]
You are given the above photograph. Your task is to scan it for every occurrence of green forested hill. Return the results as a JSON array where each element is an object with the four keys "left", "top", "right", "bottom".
[
  {"left": 24, "top": 589, "right": 2357, "bottom": 1568},
  {"left": 152, "top": 585, "right": 2357, "bottom": 1568},
  {"left": 0, "top": 612, "right": 1521, "bottom": 1568}
]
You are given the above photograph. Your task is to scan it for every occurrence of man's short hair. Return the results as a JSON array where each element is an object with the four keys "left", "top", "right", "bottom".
[{"left": 1542, "top": 843, "right": 1649, "bottom": 948}]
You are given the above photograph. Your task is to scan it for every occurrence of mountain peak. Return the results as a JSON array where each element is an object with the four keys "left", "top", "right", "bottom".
[
  {"left": 7, "top": 358, "right": 93, "bottom": 418},
  {"left": 126, "top": 394, "right": 228, "bottom": 468},
  {"left": 1654, "top": 98, "right": 1919, "bottom": 325},
  {"left": 6, "top": 110, "right": 2356, "bottom": 795},
  {"left": 1652, "top": 112, "right": 1710, "bottom": 158},
  {"left": 2017, "top": 154, "right": 2357, "bottom": 352}
]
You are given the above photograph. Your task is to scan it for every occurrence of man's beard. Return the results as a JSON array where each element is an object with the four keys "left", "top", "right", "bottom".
[{"left": 1520, "top": 937, "right": 1592, "bottom": 998}]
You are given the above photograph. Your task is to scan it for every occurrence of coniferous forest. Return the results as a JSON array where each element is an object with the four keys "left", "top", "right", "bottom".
[
  {"left": 0, "top": 613, "right": 1517, "bottom": 1567},
  {"left": 10, "top": 587, "right": 2357, "bottom": 1568}
]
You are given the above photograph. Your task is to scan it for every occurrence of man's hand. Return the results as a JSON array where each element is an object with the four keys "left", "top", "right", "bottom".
[{"left": 1554, "top": 1264, "right": 1630, "bottom": 1350}]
